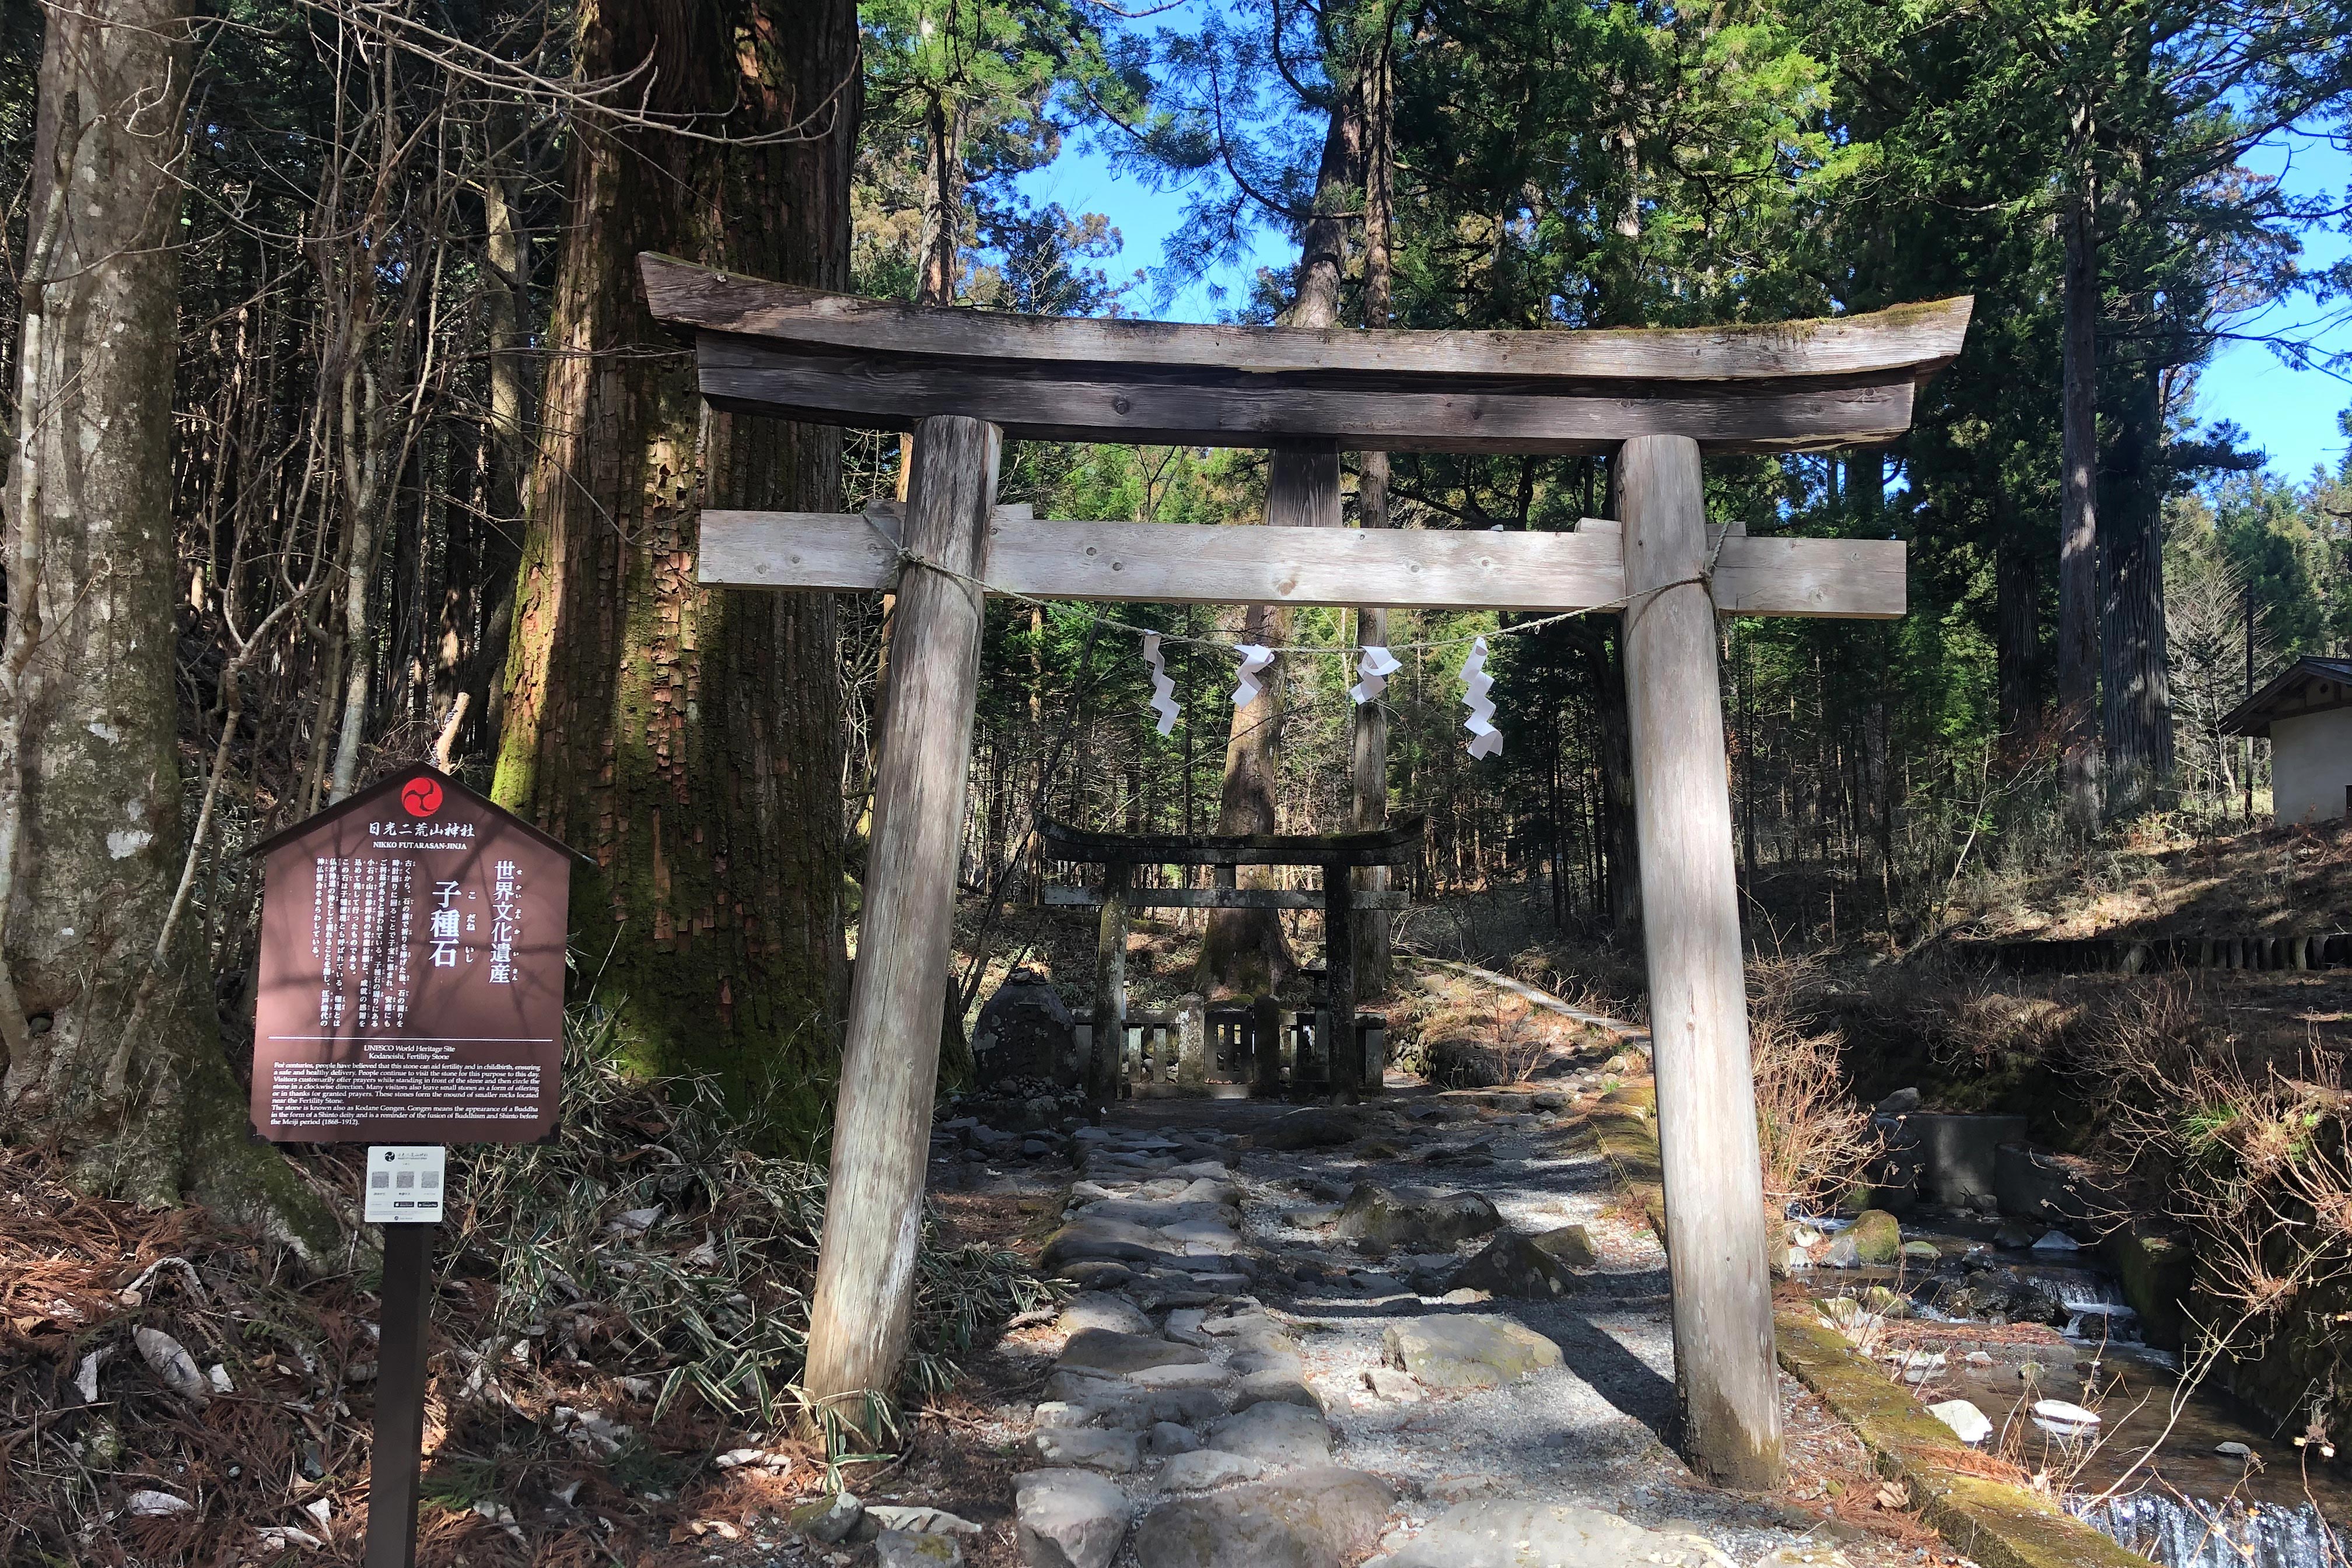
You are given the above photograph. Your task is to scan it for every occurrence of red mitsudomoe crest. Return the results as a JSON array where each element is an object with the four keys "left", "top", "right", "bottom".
[{"left": 401, "top": 775, "right": 443, "bottom": 817}]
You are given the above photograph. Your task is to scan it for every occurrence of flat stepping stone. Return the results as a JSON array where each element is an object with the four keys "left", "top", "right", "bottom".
[
  {"left": 1028, "top": 1426, "right": 1141, "bottom": 1473},
  {"left": 1044, "top": 1372, "right": 1232, "bottom": 1428},
  {"left": 1381, "top": 1314, "right": 1562, "bottom": 1389},
  {"left": 1042, "top": 1219, "right": 1174, "bottom": 1271},
  {"left": 1016, "top": 1468, "right": 1130, "bottom": 1568},
  {"left": 1166, "top": 1161, "right": 1231, "bottom": 1181},
  {"left": 1124, "top": 1362, "right": 1237, "bottom": 1391},
  {"left": 1059, "top": 1292, "right": 1155, "bottom": 1338},
  {"left": 1155, "top": 1450, "right": 1266, "bottom": 1490},
  {"left": 1232, "top": 1369, "right": 1322, "bottom": 1413},
  {"left": 1205, "top": 1400, "right": 1332, "bottom": 1467},
  {"left": 1133, "top": 1467, "right": 1393, "bottom": 1568},
  {"left": 1059, "top": 1329, "right": 1214, "bottom": 1378},
  {"left": 1334, "top": 1184, "right": 1502, "bottom": 1248},
  {"left": 1248, "top": 1108, "right": 1364, "bottom": 1150},
  {"left": 1368, "top": 1503, "right": 1733, "bottom": 1568},
  {"left": 1076, "top": 1199, "right": 1236, "bottom": 1229}
]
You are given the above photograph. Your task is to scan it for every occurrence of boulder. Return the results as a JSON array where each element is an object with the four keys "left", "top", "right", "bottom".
[
  {"left": 1206, "top": 1401, "right": 1333, "bottom": 1467},
  {"left": 1371, "top": 1503, "right": 1734, "bottom": 1568},
  {"left": 1334, "top": 1184, "right": 1502, "bottom": 1249},
  {"left": 974, "top": 974, "right": 1080, "bottom": 1084},
  {"left": 1029, "top": 1426, "right": 1142, "bottom": 1472},
  {"left": 1250, "top": 1109, "right": 1363, "bottom": 1151},
  {"left": 1424, "top": 1037, "right": 1507, "bottom": 1089},
  {"left": 1531, "top": 1224, "right": 1597, "bottom": 1268},
  {"left": 1381, "top": 1315, "right": 1562, "bottom": 1389},
  {"left": 1157, "top": 1450, "right": 1268, "bottom": 1490},
  {"left": 1848, "top": 1210, "right": 1903, "bottom": 1265},
  {"left": 1876, "top": 1087, "right": 1922, "bottom": 1114},
  {"left": 1059, "top": 1293, "right": 1156, "bottom": 1338},
  {"left": 1450, "top": 1232, "right": 1578, "bottom": 1299},
  {"left": 1015, "top": 1469, "right": 1130, "bottom": 1568},
  {"left": 1133, "top": 1468, "right": 1394, "bottom": 1568},
  {"left": 1059, "top": 1329, "right": 1213, "bottom": 1378}
]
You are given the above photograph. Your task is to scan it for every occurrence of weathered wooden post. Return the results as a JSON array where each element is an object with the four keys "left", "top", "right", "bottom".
[
  {"left": 1322, "top": 865, "right": 1359, "bottom": 1105},
  {"left": 1618, "top": 432, "right": 1785, "bottom": 1488},
  {"left": 802, "top": 415, "right": 1001, "bottom": 1434},
  {"left": 1091, "top": 860, "right": 1130, "bottom": 1106}
]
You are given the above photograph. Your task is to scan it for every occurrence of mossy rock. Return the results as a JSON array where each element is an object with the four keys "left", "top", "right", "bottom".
[
  {"left": 1532, "top": 1224, "right": 1597, "bottom": 1268},
  {"left": 1849, "top": 1209, "right": 1903, "bottom": 1265}
]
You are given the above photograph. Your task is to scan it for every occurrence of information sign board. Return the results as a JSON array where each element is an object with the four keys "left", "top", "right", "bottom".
[{"left": 249, "top": 766, "right": 582, "bottom": 1144}]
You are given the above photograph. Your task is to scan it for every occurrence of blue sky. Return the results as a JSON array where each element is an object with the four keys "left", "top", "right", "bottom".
[
  {"left": 2192, "top": 131, "right": 2351, "bottom": 481},
  {"left": 1019, "top": 120, "right": 2351, "bottom": 484}
]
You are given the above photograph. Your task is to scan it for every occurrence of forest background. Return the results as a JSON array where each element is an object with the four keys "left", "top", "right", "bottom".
[{"left": 2, "top": 0, "right": 2351, "bottom": 1233}]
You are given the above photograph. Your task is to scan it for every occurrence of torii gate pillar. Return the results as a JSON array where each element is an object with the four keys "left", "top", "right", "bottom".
[
  {"left": 1619, "top": 433, "right": 1785, "bottom": 1486},
  {"left": 802, "top": 415, "right": 1001, "bottom": 1437}
]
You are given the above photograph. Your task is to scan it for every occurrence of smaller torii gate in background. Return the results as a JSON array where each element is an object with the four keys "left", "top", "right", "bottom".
[
  {"left": 643, "top": 254, "right": 1970, "bottom": 1486},
  {"left": 1038, "top": 815, "right": 1426, "bottom": 1104}
]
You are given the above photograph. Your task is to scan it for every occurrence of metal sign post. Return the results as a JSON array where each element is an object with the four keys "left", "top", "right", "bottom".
[{"left": 362, "top": 1147, "right": 444, "bottom": 1568}]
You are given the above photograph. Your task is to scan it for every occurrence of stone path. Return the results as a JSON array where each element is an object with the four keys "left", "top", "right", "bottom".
[{"left": 995, "top": 1061, "right": 1877, "bottom": 1568}]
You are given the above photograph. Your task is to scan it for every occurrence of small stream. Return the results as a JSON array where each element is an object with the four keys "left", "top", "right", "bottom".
[{"left": 1800, "top": 1210, "right": 2348, "bottom": 1568}]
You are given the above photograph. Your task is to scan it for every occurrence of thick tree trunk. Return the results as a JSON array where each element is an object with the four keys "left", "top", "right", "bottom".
[
  {"left": 1198, "top": 76, "right": 1363, "bottom": 996},
  {"left": 1194, "top": 598, "right": 1295, "bottom": 995},
  {"left": 1995, "top": 503, "right": 2041, "bottom": 750},
  {"left": 1352, "top": 41, "right": 1394, "bottom": 996},
  {"left": 471, "top": 108, "right": 534, "bottom": 760},
  {"left": 0, "top": 0, "right": 333, "bottom": 1247},
  {"left": 494, "top": 0, "right": 858, "bottom": 1111},
  {"left": 2058, "top": 172, "right": 2104, "bottom": 832},
  {"left": 2099, "top": 368, "right": 2171, "bottom": 816}
]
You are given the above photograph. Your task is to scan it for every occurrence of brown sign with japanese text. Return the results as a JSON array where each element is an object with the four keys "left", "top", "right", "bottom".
[{"left": 250, "top": 766, "right": 580, "bottom": 1143}]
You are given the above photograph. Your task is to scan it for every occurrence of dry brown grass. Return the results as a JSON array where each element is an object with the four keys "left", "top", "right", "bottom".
[{"left": 1749, "top": 954, "right": 1880, "bottom": 1217}]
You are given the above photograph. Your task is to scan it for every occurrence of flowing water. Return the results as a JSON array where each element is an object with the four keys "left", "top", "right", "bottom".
[{"left": 1802, "top": 1210, "right": 2348, "bottom": 1568}]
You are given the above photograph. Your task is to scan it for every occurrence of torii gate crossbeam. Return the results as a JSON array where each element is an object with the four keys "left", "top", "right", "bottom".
[{"left": 642, "top": 254, "right": 1972, "bottom": 1489}]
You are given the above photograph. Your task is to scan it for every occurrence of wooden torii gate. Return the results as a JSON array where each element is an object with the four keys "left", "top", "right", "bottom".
[
  {"left": 1038, "top": 816, "right": 1427, "bottom": 1104},
  {"left": 642, "top": 254, "right": 1971, "bottom": 1486}
]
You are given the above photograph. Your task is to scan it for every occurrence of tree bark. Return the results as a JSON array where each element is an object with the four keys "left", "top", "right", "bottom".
[
  {"left": 493, "top": 0, "right": 858, "bottom": 1111},
  {"left": 2058, "top": 167, "right": 2104, "bottom": 832},
  {"left": 2099, "top": 367, "right": 2171, "bottom": 816},
  {"left": 1995, "top": 501, "right": 2041, "bottom": 750},
  {"left": 1198, "top": 74, "right": 1364, "bottom": 996},
  {"left": 0, "top": 0, "right": 334, "bottom": 1247},
  {"left": 1352, "top": 37, "right": 1394, "bottom": 996},
  {"left": 471, "top": 106, "right": 535, "bottom": 760}
]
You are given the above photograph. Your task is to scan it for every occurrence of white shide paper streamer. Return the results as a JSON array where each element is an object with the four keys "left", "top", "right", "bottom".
[
  {"left": 1460, "top": 635, "right": 1502, "bottom": 758},
  {"left": 1231, "top": 643, "right": 1275, "bottom": 708},
  {"left": 1142, "top": 632, "right": 1180, "bottom": 736},
  {"left": 1350, "top": 645, "right": 1402, "bottom": 706}
]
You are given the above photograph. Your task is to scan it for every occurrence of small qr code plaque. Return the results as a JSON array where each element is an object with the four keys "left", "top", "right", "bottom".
[{"left": 363, "top": 1146, "right": 448, "bottom": 1224}]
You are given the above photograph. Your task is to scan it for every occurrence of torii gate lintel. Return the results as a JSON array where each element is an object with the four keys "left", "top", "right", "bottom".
[{"left": 648, "top": 256, "right": 1974, "bottom": 1490}]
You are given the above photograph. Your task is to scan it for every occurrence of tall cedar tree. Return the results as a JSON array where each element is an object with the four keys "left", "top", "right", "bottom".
[
  {"left": 494, "top": 0, "right": 859, "bottom": 1110},
  {"left": 0, "top": 0, "right": 334, "bottom": 1244}
]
